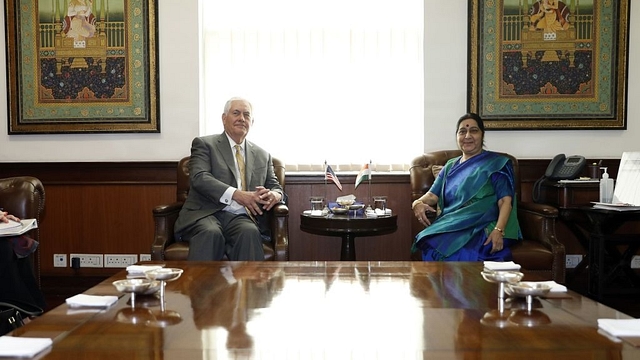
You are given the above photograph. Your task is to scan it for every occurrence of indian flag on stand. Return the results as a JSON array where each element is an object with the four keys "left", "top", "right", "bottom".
[{"left": 355, "top": 162, "right": 372, "bottom": 189}]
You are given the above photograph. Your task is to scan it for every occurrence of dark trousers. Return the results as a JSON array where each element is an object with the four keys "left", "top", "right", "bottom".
[{"left": 0, "top": 239, "right": 46, "bottom": 309}]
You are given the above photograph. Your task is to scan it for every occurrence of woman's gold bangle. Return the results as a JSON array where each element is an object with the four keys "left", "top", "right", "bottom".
[
  {"left": 494, "top": 227, "right": 505, "bottom": 236},
  {"left": 411, "top": 199, "right": 422, "bottom": 210}
]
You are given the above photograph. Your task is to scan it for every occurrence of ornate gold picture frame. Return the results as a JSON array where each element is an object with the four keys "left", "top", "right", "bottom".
[
  {"left": 468, "top": 0, "right": 629, "bottom": 130},
  {"left": 5, "top": 0, "right": 159, "bottom": 134}
]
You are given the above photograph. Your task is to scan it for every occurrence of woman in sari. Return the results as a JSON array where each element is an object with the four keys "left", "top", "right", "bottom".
[{"left": 411, "top": 113, "right": 521, "bottom": 262}]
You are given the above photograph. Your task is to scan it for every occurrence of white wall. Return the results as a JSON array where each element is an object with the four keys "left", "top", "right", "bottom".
[
  {"left": 0, "top": 1, "right": 637, "bottom": 162},
  {"left": 0, "top": 0, "right": 200, "bottom": 162}
]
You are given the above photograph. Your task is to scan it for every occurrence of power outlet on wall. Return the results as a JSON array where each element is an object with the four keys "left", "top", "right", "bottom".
[
  {"left": 104, "top": 254, "right": 138, "bottom": 268},
  {"left": 70, "top": 254, "right": 103, "bottom": 268},
  {"left": 566, "top": 254, "right": 583, "bottom": 269},
  {"left": 139, "top": 254, "right": 151, "bottom": 262},
  {"left": 53, "top": 254, "right": 67, "bottom": 267}
]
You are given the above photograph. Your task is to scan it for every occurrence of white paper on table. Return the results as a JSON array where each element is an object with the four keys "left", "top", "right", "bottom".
[
  {"left": 126, "top": 265, "right": 164, "bottom": 276},
  {"left": 483, "top": 261, "right": 521, "bottom": 271},
  {"left": 518, "top": 281, "right": 567, "bottom": 292},
  {"left": 0, "top": 336, "right": 52, "bottom": 357},
  {"left": 613, "top": 152, "right": 640, "bottom": 205},
  {"left": 598, "top": 318, "right": 640, "bottom": 337},
  {"left": 65, "top": 294, "right": 118, "bottom": 308}
]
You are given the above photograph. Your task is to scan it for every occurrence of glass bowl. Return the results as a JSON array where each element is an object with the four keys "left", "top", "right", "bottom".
[
  {"left": 145, "top": 268, "right": 184, "bottom": 282},
  {"left": 330, "top": 207, "right": 349, "bottom": 215},
  {"left": 481, "top": 270, "right": 524, "bottom": 284},
  {"left": 113, "top": 279, "right": 153, "bottom": 294},
  {"left": 506, "top": 282, "right": 552, "bottom": 297}
]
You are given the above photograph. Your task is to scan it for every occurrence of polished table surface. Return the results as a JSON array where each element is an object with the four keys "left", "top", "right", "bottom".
[
  {"left": 8, "top": 261, "right": 640, "bottom": 359},
  {"left": 300, "top": 213, "right": 398, "bottom": 260}
]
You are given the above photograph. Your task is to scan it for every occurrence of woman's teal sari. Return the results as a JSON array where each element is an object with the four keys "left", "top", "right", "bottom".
[{"left": 413, "top": 151, "right": 521, "bottom": 261}]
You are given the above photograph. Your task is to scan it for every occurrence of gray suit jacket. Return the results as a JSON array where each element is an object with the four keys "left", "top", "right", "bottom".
[{"left": 174, "top": 133, "right": 286, "bottom": 238}]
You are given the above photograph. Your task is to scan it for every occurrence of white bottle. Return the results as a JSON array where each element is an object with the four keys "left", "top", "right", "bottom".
[{"left": 599, "top": 167, "right": 614, "bottom": 203}]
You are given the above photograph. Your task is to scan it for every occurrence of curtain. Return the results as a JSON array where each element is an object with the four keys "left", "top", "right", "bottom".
[{"left": 202, "top": 0, "right": 424, "bottom": 171}]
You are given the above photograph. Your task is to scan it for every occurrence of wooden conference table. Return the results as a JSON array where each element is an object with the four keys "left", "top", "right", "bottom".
[{"left": 7, "top": 261, "right": 640, "bottom": 359}]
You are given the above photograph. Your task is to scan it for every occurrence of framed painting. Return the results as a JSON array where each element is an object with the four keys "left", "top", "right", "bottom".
[
  {"left": 4, "top": 0, "right": 159, "bottom": 134},
  {"left": 468, "top": 0, "right": 630, "bottom": 130}
]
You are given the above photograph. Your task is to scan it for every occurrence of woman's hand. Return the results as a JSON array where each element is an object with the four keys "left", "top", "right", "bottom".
[
  {"left": 412, "top": 200, "right": 436, "bottom": 227},
  {"left": 485, "top": 228, "right": 504, "bottom": 253}
]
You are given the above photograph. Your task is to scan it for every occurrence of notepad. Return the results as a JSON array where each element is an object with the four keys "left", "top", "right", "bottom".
[
  {"left": 0, "top": 336, "right": 52, "bottom": 357},
  {"left": 66, "top": 294, "right": 118, "bottom": 309},
  {"left": 0, "top": 219, "right": 37, "bottom": 236},
  {"left": 483, "top": 261, "right": 521, "bottom": 271},
  {"left": 598, "top": 318, "right": 640, "bottom": 337}
]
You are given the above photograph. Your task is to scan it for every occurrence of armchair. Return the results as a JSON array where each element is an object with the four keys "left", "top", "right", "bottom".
[
  {"left": 410, "top": 150, "right": 565, "bottom": 283},
  {"left": 0, "top": 177, "right": 46, "bottom": 287},
  {"left": 151, "top": 157, "right": 289, "bottom": 261}
]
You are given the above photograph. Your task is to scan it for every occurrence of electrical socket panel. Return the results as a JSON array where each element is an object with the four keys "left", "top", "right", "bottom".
[
  {"left": 70, "top": 254, "right": 103, "bottom": 268},
  {"left": 104, "top": 254, "right": 138, "bottom": 268},
  {"left": 53, "top": 254, "right": 67, "bottom": 267},
  {"left": 565, "top": 254, "right": 583, "bottom": 269},
  {"left": 139, "top": 254, "right": 151, "bottom": 262},
  {"left": 632, "top": 256, "right": 640, "bottom": 269}
]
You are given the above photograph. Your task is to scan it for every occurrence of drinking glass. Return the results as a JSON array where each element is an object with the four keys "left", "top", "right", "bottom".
[
  {"left": 310, "top": 196, "right": 325, "bottom": 211},
  {"left": 373, "top": 196, "right": 387, "bottom": 211}
]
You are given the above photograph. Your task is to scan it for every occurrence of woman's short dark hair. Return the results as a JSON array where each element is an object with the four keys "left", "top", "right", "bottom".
[{"left": 456, "top": 113, "right": 485, "bottom": 134}]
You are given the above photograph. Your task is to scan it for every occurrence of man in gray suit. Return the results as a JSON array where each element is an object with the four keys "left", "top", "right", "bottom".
[{"left": 174, "top": 97, "right": 286, "bottom": 261}]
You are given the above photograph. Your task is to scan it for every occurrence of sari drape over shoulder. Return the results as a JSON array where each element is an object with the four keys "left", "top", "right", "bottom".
[{"left": 412, "top": 151, "right": 521, "bottom": 260}]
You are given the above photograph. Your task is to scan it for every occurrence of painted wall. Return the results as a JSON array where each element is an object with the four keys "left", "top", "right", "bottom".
[{"left": 0, "top": 1, "right": 637, "bottom": 162}]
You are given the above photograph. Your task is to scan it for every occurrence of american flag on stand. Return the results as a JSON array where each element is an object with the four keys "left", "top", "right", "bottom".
[{"left": 324, "top": 163, "right": 343, "bottom": 191}]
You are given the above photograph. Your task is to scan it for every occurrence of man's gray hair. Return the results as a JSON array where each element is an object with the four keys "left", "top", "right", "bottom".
[{"left": 223, "top": 97, "right": 253, "bottom": 115}]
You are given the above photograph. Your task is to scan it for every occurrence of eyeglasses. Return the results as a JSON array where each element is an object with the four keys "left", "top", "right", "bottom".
[{"left": 457, "top": 127, "right": 481, "bottom": 136}]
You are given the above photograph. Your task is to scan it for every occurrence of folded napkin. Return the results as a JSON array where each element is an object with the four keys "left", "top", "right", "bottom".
[
  {"left": 66, "top": 294, "right": 118, "bottom": 309},
  {"left": 483, "top": 261, "right": 521, "bottom": 271},
  {"left": 0, "top": 336, "right": 52, "bottom": 357},
  {"left": 366, "top": 208, "right": 393, "bottom": 218},
  {"left": 598, "top": 319, "right": 640, "bottom": 337},
  {"left": 126, "top": 264, "right": 164, "bottom": 276},
  {"left": 523, "top": 280, "right": 567, "bottom": 293}
]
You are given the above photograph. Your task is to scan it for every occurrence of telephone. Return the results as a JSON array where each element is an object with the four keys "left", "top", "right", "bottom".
[{"left": 545, "top": 154, "right": 587, "bottom": 180}]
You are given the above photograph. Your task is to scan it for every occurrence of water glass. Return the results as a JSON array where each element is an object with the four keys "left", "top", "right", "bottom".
[
  {"left": 373, "top": 196, "right": 387, "bottom": 211},
  {"left": 310, "top": 196, "right": 325, "bottom": 211}
]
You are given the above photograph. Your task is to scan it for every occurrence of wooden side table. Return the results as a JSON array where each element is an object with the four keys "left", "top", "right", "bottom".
[
  {"left": 300, "top": 213, "right": 398, "bottom": 261},
  {"left": 538, "top": 180, "right": 599, "bottom": 278}
]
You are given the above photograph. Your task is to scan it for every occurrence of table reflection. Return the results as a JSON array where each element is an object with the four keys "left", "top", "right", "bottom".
[{"left": 186, "top": 262, "right": 284, "bottom": 352}]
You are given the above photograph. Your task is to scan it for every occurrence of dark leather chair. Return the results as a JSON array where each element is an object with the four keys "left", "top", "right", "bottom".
[
  {"left": 151, "top": 157, "right": 289, "bottom": 261},
  {"left": 0, "top": 177, "right": 46, "bottom": 287},
  {"left": 410, "top": 150, "right": 566, "bottom": 283}
]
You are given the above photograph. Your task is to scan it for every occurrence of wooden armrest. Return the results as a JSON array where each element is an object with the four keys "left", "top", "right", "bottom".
[
  {"left": 517, "top": 201, "right": 564, "bottom": 252},
  {"left": 270, "top": 203, "right": 289, "bottom": 261},
  {"left": 519, "top": 201, "right": 559, "bottom": 218},
  {"left": 151, "top": 202, "right": 183, "bottom": 260}
]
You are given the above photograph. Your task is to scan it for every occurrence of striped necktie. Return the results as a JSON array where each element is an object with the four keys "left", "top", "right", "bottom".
[
  {"left": 234, "top": 145, "right": 247, "bottom": 191},
  {"left": 235, "top": 145, "right": 256, "bottom": 223}
]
